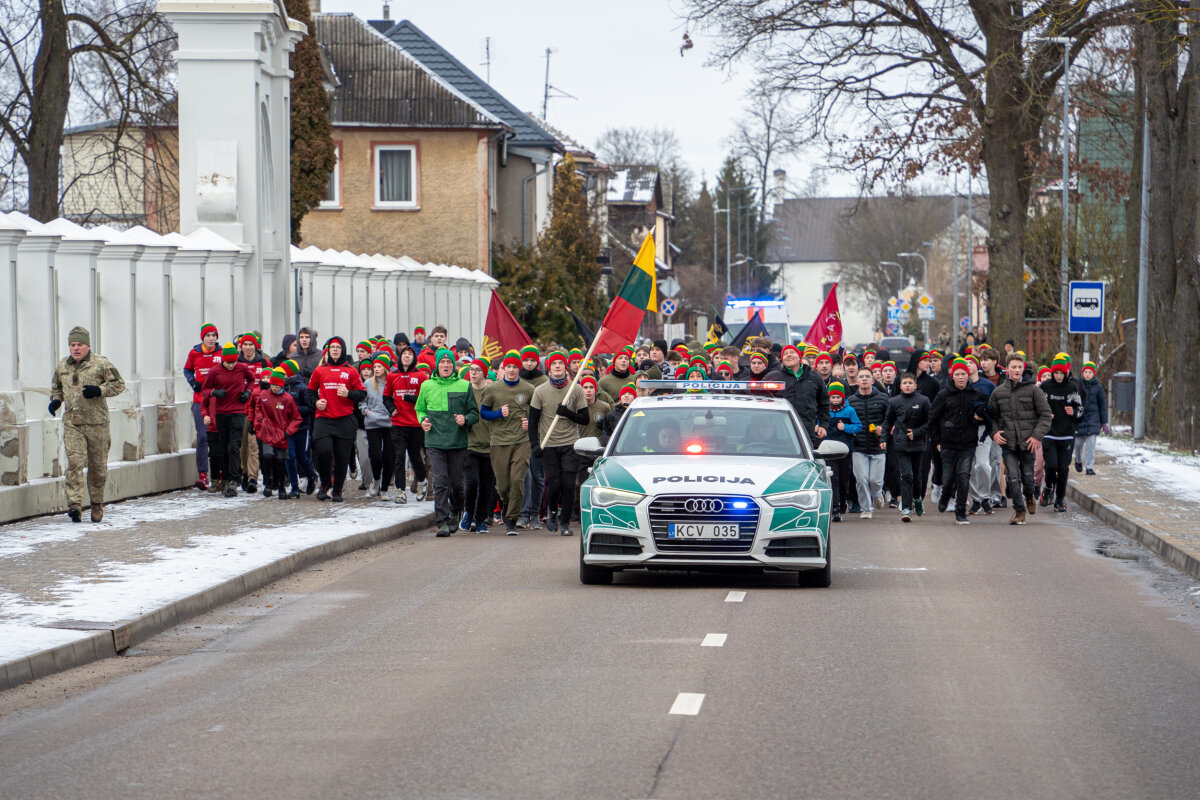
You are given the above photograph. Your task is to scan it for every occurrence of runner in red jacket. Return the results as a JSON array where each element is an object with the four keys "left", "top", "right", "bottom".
[
  {"left": 305, "top": 336, "right": 367, "bottom": 501},
  {"left": 385, "top": 344, "right": 428, "bottom": 503},
  {"left": 201, "top": 343, "right": 255, "bottom": 497},
  {"left": 255, "top": 368, "right": 302, "bottom": 499}
]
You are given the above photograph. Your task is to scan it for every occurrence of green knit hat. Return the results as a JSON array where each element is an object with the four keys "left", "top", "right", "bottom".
[{"left": 435, "top": 347, "right": 456, "bottom": 367}]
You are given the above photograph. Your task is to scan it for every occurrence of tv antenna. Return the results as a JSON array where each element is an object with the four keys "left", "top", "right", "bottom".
[
  {"left": 480, "top": 37, "right": 491, "bottom": 84},
  {"left": 542, "top": 47, "right": 576, "bottom": 120}
]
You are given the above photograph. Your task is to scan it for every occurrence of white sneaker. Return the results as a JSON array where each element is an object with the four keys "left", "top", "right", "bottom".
[
  {"left": 873, "top": 494, "right": 885, "bottom": 510},
  {"left": 860, "top": 511, "right": 873, "bottom": 520},
  {"left": 931, "top": 484, "right": 942, "bottom": 503},
  {"left": 367, "top": 479, "right": 381, "bottom": 498},
  {"left": 386, "top": 487, "right": 397, "bottom": 502},
  {"left": 417, "top": 480, "right": 428, "bottom": 501},
  {"left": 395, "top": 490, "right": 407, "bottom": 505}
]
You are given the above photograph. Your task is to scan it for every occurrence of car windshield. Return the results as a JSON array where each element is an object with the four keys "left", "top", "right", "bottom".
[{"left": 611, "top": 406, "right": 808, "bottom": 458}]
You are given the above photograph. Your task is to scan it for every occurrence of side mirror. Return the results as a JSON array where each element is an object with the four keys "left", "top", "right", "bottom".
[
  {"left": 574, "top": 436, "right": 605, "bottom": 458},
  {"left": 815, "top": 439, "right": 849, "bottom": 461}
]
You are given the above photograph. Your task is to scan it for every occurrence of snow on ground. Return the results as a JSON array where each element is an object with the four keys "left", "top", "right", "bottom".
[
  {"left": 1095, "top": 435, "right": 1200, "bottom": 505},
  {"left": 0, "top": 495, "right": 433, "bottom": 666}
]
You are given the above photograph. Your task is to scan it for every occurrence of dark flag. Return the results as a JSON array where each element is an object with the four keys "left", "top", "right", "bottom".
[
  {"left": 730, "top": 314, "right": 769, "bottom": 349},
  {"left": 705, "top": 312, "right": 729, "bottom": 345},
  {"left": 570, "top": 309, "right": 596, "bottom": 348}
]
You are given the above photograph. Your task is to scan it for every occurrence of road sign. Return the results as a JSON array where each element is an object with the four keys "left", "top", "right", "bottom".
[
  {"left": 900, "top": 300, "right": 912, "bottom": 313},
  {"left": 1023, "top": 266, "right": 1036, "bottom": 288},
  {"left": 659, "top": 277, "right": 681, "bottom": 299},
  {"left": 885, "top": 321, "right": 901, "bottom": 335},
  {"left": 887, "top": 307, "right": 902, "bottom": 321},
  {"left": 661, "top": 298, "right": 677, "bottom": 317},
  {"left": 918, "top": 293, "right": 933, "bottom": 307},
  {"left": 887, "top": 297, "right": 898, "bottom": 308},
  {"left": 918, "top": 306, "right": 934, "bottom": 321},
  {"left": 960, "top": 316, "right": 970, "bottom": 330},
  {"left": 1069, "top": 280, "right": 1105, "bottom": 334}
]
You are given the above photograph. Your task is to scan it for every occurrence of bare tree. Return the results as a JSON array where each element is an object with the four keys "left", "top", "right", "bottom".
[
  {"left": 726, "top": 87, "right": 806, "bottom": 223},
  {"left": 0, "top": 0, "right": 176, "bottom": 221},
  {"left": 682, "top": 0, "right": 1133, "bottom": 350}
]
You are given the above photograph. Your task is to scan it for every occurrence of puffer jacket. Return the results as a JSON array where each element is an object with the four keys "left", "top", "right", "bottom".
[
  {"left": 1075, "top": 376, "right": 1108, "bottom": 436},
  {"left": 1039, "top": 375, "right": 1084, "bottom": 440},
  {"left": 930, "top": 381, "right": 990, "bottom": 450},
  {"left": 846, "top": 386, "right": 889, "bottom": 455},
  {"left": 414, "top": 372, "right": 479, "bottom": 450},
  {"left": 253, "top": 388, "right": 301, "bottom": 449},
  {"left": 764, "top": 364, "right": 831, "bottom": 440},
  {"left": 827, "top": 403, "right": 862, "bottom": 449},
  {"left": 884, "top": 390, "right": 932, "bottom": 452},
  {"left": 988, "top": 373, "right": 1053, "bottom": 451}
]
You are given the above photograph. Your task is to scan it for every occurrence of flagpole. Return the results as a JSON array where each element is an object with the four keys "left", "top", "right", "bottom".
[{"left": 538, "top": 326, "right": 606, "bottom": 449}]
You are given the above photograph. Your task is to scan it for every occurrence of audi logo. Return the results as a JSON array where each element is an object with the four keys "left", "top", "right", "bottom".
[{"left": 684, "top": 498, "right": 724, "bottom": 513}]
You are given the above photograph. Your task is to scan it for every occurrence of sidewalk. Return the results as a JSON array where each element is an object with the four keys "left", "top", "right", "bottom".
[
  {"left": 1067, "top": 435, "right": 1200, "bottom": 582},
  {"left": 1, "top": 487, "right": 434, "bottom": 690}
]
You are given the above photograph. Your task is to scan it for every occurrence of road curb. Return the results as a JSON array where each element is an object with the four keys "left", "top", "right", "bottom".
[
  {"left": 1068, "top": 484, "right": 1200, "bottom": 582},
  {"left": 2, "top": 510, "right": 435, "bottom": 692}
]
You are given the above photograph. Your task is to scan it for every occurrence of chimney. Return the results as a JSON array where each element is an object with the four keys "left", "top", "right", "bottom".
[{"left": 383, "top": 2, "right": 391, "bottom": 19}]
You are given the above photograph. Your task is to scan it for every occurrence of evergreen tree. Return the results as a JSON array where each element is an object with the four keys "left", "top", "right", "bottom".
[{"left": 284, "top": 0, "right": 336, "bottom": 245}]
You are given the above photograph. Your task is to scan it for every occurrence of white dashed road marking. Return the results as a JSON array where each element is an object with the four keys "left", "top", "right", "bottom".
[
  {"left": 701, "top": 633, "right": 727, "bottom": 647},
  {"left": 725, "top": 591, "right": 746, "bottom": 602},
  {"left": 669, "top": 693, "right": 705, "bottom": 715}
]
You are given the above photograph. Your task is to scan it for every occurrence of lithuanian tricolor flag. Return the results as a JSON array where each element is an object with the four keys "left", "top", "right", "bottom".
[{"left": 594, "top": 232, "right": 656, "bottom": 353}]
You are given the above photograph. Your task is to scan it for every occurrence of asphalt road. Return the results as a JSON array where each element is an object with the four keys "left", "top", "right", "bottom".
[{"left": 2, "top": 509, "right": 1200, "bottom": 800}]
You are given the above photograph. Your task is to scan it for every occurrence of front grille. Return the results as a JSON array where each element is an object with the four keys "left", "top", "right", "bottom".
[
  {"left": 647, "top": 495, "right": 759, "bottom": 553},
  {"left": 764, "top": 536, "right": 822, "bottom": 559},
  {"left": 589, "top": 533, "right": 643, "bottom": 556}
]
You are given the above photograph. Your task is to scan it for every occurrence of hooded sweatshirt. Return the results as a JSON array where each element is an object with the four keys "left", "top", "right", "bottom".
[
  {"left": 385, "top": 345, "right": 426, "bottom": 427},
  {"left": 293, "top": 328, "right": 323, "bottom": 378},
  {"left": 305, "top": 337, "right": 367, "bottom": 419},
  {"left": 183, "top": 343, "right": 223, "bottom": 404},
  {"left": 273, "top": 333, "right": 298, "bottom": 367},
  {"left": 360, "top": 371, "right": 393, "bottom": 430}
]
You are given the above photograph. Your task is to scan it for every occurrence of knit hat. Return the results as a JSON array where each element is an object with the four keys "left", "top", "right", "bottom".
[
  {"left": 200, "top": 322, "right": 218, "bottom": 339},
  {"left": 828, "top": 381, "right": 846, "bottom": 399},
  {"left": 545, "top": 350, "right": 568, "bottom": 370},
  {"left": 1081, "top": 360, "right": 1097, "bottom": 375},
  {"left": 703, "top": 342, "right": 720, "bottom": 353},
  {"left": 568, "top": 348, "right": 584, "bottom": 363},
  {"left": 414, "top": 325, "right": 426, "bottom": 336},
  {"left": 239, "top": 332, "right": 261, "bottom": 350},
  {"left": 221, "top": 342, "right": 238, "bottom": 363},
  {"left": 359, "top": 357, "right": 374, "bottom": 370},
  {"left": 1037, "top": 366, "right": 1051, "bottom": 382},
  {"left": 268, "top": 368, "right": 287, "bottom": 387},
  {"left": 870, "top": 361, "right": 884, "bottom": 373},
  {"left": 278, "top": 359, "right": 299, "bottom": 377},
  {"left": 258, "top": 367, "right": 273, "bottom": 381},
  {"left": 882, "top": 360, "right": 896, "bottom": 370},
  {"left": 750, "top": 351, "right": 768, "bottom": 364},
  {"left": 458, "top": 365, "right": 471, "bottom": 380},
  {"left": 781, "top": 344, "right": 802, "bottom": 361},
  {"left": 673, "top": 344, "right": 690, "bottom": 356},
  {"left": 815, "top": 352, "right": 833, "bottom": 366},
  {"left": 417, "top": 361, "right": 432, "bottom": 373},
  {"left": 927, "top": 349, "right": 942, "bottom": 360},
  {"left": 519, "top": 344, "right": 539, "bottom": 360},
  {"left": 1051, "top": 354, "right": 1071, "bottom": 373},
  {"left": 618, "top": 383, "right": 637, "bottom": 400},
  {"left": 500, "top": 350, "right": 522, "bottom": 370},
  {"left": 948, "top": 357, "right": 970, "bottom": 375},
  {"left": 374, "top": 352, "right": 393, "bottom": 369},
  {"left": 356, "top": 340, "right": 373, "bottom": 354},
  {"left": 688, "top": 354, "right": 708, "bottom": 369},
  {"left": 580, "top": 375, "right": 598, "bottom": 390},
  {"left": 965, "top": 354, "right": 980, "bottom": 367},
  {"left": 468, "top": 357, "right": 489, "bottom": 374},
  {"left": 686, "top": 365, "right": 707, "bottom": 380},
  {"left": 803, "top": 344, "right": 820, "bottom": 359},
  {"left": 435, "top": 347, "right": 455, "bottom": 366},
  {"left": 842, "top": 352, "right": 858, "bottom": 364},
  {"left": 68, "top": 326, "right": 90, "bottom": 346}
]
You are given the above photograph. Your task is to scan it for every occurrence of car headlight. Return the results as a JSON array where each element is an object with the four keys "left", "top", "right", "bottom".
[
  {"left": 764, "top": 489, "right": 821, "bottom": 509},
  {"left": 590, "top": 486, "right": 645, "bottom": 507}
]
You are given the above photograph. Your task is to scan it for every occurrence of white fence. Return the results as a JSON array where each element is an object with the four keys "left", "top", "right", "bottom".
[{"left": 0, "top": 211, "right": 497, "bottom": 518}]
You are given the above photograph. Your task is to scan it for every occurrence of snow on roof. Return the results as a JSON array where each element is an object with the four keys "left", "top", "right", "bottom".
[{"left": 606, "top": 165, "right": 659, "bottom": 205}]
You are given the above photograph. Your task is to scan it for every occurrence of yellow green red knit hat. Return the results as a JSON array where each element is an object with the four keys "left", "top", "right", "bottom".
[
  {"left": 949, "top": 357, "right": 970, "bottom": 375},
  {"left": 519, "top": 344, "right": 539, "bottom": 359},
  {"left": 828, "top": 381, "right": 846, "bottom": 398},
  {"left": 545, "top": 350, "right": 568, "bottom": 369},
  {"left": 268, "top": 367, "right": 287, "bottom": 387},
  {"left": 618, "top": 383, "right": 637, "bottom": 400},
  {"left": 501, "top": 349, "right": 522, "bottom": 369},
  {"left": 804, "top": 344, "right": 820, "bottom": 358},
  {"left": 703, "top": 342, "right": 720, "bottom": 352},
  {"left": 221, "top": 342, "right": 238, "bottom": 362},
  {"left": 688, "top": 354, "right": 708, "bottom": 368},
  {"left": 374, "top": 352, "right": 393, "bottom": 368},
  {"left": 815, "top": 351, "right": 832, "bottom": 365},
  {"left": 1082, "top": 360, "right": 1097, "bottom": 373},
  {"left": 200, "top": 322, "right": 218, "bottom": 339},
  {"left": 278, "top": 359, "right": 299, "bottom": 377},
  {"left": 568, "top": 347, "right": 584, "bottom": 362},
  {"left": 414, "top": 325, "right": 426, "bottom": 335},
  {"left": 1051, "top": 354, "right": 1071, "bottom": 373},
  {"left": 356, "top": 340, "right": 373, "bottom": 353}
]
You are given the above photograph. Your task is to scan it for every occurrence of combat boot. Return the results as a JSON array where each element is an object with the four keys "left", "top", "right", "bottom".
[
  {"left": 67, "top": 504, "right": 82, "bottom": 523},
  {"left": 90, "top": 504, "right": 103, "bottom": 523},
  {"left": 1010, "top": 508, "right": 1027, "bottom": 526}
]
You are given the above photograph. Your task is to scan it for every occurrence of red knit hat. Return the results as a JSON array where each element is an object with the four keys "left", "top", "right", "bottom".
[
  {"left": 200, "top": 322, "right": 218, "bottom": 339},
  {"left": 618, "top": 383, "right": 637, "bottom": 400},
  {"left": 870, "top": 361, "right": 884, "bottom": 373},
  {"left": 580, "top": 375, "right": 598, "bottom": 390},
  {"left": 258, "top": 367, "right": 273, "bottom": 381},
  {"left": 781, "top": 344, "right": 802, "bottom": 361},
  {"left": 815, "top": 352, "right": 833, "bottom": 366},
  {"left": 545, "top": 351, "right": 568, "bottom": 369},
  {"left": 469, "top": 357, "right": 489, "bottom": 373}
]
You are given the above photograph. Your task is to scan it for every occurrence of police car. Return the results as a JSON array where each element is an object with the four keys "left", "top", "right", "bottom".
[{"left": 573, "top": 381, "right": 848, "bottom": 587}]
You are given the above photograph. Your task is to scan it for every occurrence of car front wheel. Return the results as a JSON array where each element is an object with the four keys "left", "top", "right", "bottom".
[
  {"left": 580, "top": 533, "right": 614, "bottom": 585},
  {"left": 797, "top": 535, "right": 831, "bottom": 588}
]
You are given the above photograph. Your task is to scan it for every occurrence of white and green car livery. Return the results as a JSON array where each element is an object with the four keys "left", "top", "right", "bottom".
[{"left": 575, "top": 392, "right": 847, "bottom": 587}]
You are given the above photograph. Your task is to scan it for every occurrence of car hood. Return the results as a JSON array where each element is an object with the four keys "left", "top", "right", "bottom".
[{"left": 592, "top": 454, "right": 827, "bottom": 496}]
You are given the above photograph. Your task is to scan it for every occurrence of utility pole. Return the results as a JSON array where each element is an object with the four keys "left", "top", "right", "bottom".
[
  {"left": 1135, "top": 88, "right": 1150, "bottom": 442},
  {"left": 541, "top": 47, "right": 576, "bottom": 121},
  {"left": 952, "top": 176, "right": 960, "bottom": 354}
]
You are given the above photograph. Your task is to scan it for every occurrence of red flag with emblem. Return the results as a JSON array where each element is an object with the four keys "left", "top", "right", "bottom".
[
  {"left": 804, "top": 283, "right": 843, "bottom": 351},
  {"left": 482, "top": 290, "right": 534, "bottom": 363}
]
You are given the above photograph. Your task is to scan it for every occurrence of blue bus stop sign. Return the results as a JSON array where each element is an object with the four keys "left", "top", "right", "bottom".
[{"left": 1068, "top": 281, "right": 1105, "bottom": 334}]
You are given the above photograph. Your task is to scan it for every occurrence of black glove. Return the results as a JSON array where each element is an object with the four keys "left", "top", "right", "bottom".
[
  {"left": 531, "top": 444, "right": 543, "bottom": 459},
  {"left": 212, "top": 388, "right": 227, "bottom": 398},
  {"left": 556, "top": 403, "right": 573, "bottom": 419},
  {"left": 81, "top": 385, "right": 102, "bottom": 399},
  {"left": 189, "top": 380, "right": 202, "bottom": 393},
  {"left": 48, "top": 399, "right": 62, "bottom": 416},
  {"left": 238, "top": 390, "right": 252, "bottom": 402}
]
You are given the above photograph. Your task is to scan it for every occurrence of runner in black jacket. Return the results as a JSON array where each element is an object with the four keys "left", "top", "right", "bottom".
[
  {"left": 929, "top": 359, "right": 990, "bottom": 522},
  {"left": 883, "top": 374, "right": 932, "bottom": 520},
  {"left": 766, "top": 344, "right": 830, "bottom": 443}
]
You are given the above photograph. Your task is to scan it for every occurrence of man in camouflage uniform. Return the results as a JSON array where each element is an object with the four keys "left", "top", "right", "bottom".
[{"left": 49, "top": 326, "right": 125, "bottom": 523}]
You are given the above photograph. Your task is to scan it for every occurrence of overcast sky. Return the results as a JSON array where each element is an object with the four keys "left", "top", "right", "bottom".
[{"left": 329, "top": 0, "right": 837, "bottom": 194}]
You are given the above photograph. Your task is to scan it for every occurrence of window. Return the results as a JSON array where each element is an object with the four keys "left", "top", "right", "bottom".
[
  {"left": 320, "top": 144, "right": 341, "bottom": 209},
  {"left": 373, "top": 143, "right": 417, "bottom": 208}
]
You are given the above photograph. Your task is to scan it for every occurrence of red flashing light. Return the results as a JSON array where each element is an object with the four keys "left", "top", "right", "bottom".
[{"left": 685, "top": 442, "right": 704, "bottom": 455}]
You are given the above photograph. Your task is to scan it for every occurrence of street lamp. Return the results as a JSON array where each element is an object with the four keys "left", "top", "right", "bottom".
[
  {"left": 1033, "top": 34, "right": 1075, "bottom": 351},
  {"left": 898, "top": 251, "right": 929, "bottom": 342}
]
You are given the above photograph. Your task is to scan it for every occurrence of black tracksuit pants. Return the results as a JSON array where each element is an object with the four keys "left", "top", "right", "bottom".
[
  {"left": 366, "top": 428, "right": 395, "bottom": 491},
  {"left": 542, "top": 444, "right": 579, "bottom": 525},
  {"left": 940, "top": 445, "right": 975, "bottom": 514},
  {"left": 1042, "top": 437, "right": 1074, "bottom": 504},
  {"left": 215, "top": 414, "right": 245, "bottom": 486},
  {"left": 830, "top": 456, "right": 852, "bottom": 515},
  {"left": 896, "top": 450, "right": 924, "bottom": 511},
  {"left": 390, "top": 426, "right": 427, "bottom": 486},
  {"left": 429, "top": 447, "right": 466, "bottom": 526},
  {"left": 313, "top": 416, "right": 355, "bottom": 492},
  {"left": 464, "top": 449, "right": 495, "bottom": 522}
]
